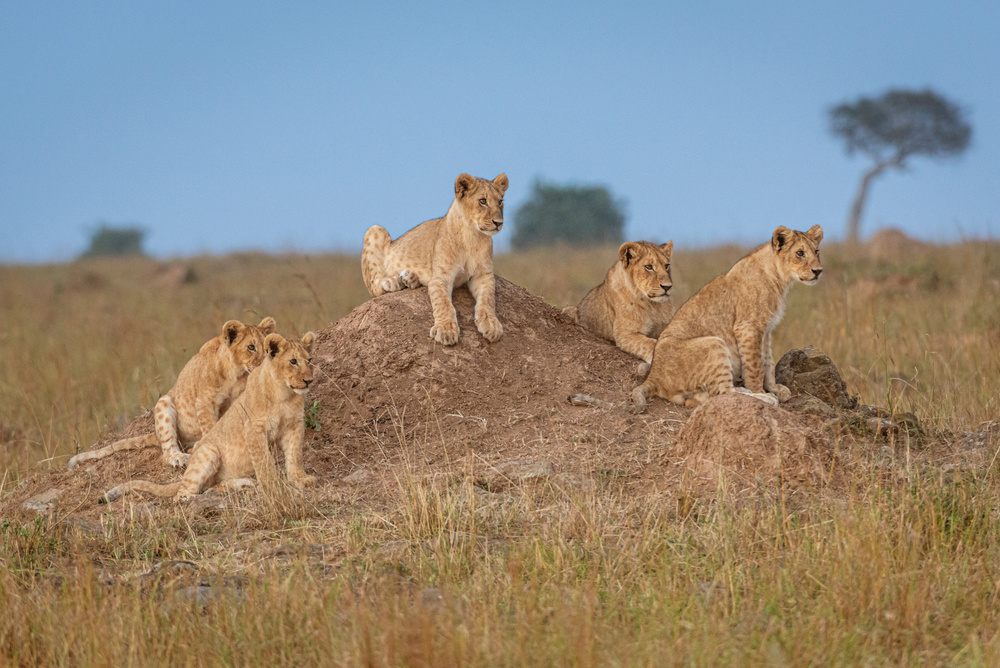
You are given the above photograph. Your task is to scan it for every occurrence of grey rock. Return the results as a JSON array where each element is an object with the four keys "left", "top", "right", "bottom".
[
  {"left": 21, "top": 488, "right": 63, "bottom": 515},
  {"left": 775, "top": 346, "right": 857, "bottom": 410},
  {"left": 344, "top": 468, "right": 371, "bottom": 484}
]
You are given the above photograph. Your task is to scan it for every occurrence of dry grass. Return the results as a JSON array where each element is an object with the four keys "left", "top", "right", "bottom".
[{"left": 2, "top": 240, "right": 1000, "bottom": 665}]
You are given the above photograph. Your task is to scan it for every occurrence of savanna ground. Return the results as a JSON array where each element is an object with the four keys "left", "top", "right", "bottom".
[{"left": 1, "top": 232, "right": 999, "bottom": 666}]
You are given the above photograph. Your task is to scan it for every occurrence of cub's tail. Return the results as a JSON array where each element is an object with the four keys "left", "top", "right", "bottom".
[
  {"left": 361, "top": 225, "right": 393, "bottom": 297},
  {"left": 68, "top": 432, "right": 158, "bottom": 470}
]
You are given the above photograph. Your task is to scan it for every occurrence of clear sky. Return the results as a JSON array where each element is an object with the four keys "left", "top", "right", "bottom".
[{"left": 1, "top": 1, "right": 997, "bottom": 263}]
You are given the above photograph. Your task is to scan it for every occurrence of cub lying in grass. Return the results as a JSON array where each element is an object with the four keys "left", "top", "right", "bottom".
[
  {"left": 563, "top": 240, "right": 674, "bottom": 370},
  {"left": 631, "top": 225, "right": 823, "bottom": 412},
  {"left": 69, "top": 317, "right": 276, "bottom": 471},
  {"left": 361, "top": 172, "right": 508, "bottom": 346},
  {"left": 101, "top": 331, "right": 317, "bottom": 502}
]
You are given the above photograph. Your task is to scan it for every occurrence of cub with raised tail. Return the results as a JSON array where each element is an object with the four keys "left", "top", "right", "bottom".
[
  {"left": 631, "top": 225, "right": 823, "bottom": 413},
  {"left": 361, "top": 173, "right": 508, "bottom": 346}
]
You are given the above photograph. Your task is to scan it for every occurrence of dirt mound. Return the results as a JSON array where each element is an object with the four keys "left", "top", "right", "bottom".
[{"left": 671, "top": 393, "right": 841, "bottom": 498}]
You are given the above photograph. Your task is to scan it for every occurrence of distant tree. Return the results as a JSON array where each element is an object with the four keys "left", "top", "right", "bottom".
[
  {"left": 512, "top": 180, "right": 626, "bottom": 250},
  {"left": 828, "top": 88, "right": 971, "bottom": 243},
  {"left": 81, "top": 223, "right": 147, "bottom": 258}
]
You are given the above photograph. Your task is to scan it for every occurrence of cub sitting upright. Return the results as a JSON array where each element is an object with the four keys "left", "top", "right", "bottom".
[
  {"left": 631, "top": 225, "right": 823, "bottom": 412},
  {"left": 68, "top": 317, "right": 276, "bottom": 470},
  {"left": 102, "top": 332, "right": 318, "bottom": 502},
  {"left": 361, "top": 173, "right": 508, "bottom": 346},
  {"left": 563, "top": 240, "right": 674, "bottom": 368}
]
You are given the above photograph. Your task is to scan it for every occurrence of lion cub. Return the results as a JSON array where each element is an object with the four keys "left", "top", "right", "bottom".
[
  {"left": 68, "top": 317, "right": 276, "bottom": 471},
  {"left": 563, "top": 241, "right": 674, "bottom": 366},
  {"left": 102, "top": 332, "right": 317, "bottom": 502},
  {"left": 361, "top": 173, "right": 509, "bottom": 346},
  {"left": 631, "top": 225, "right": 823, "bottom": 412}
]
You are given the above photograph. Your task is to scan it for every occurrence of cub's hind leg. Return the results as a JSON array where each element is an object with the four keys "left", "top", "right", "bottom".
[
  {"left": 154, "top": 395, "right": 190, "bottom": 469},
  {"left": 361, "top": 225, "right": 401, "bottom": 297}
]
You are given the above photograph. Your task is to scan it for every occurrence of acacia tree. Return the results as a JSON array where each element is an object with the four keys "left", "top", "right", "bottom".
[
  {"left": 512, "top": 180, "right": 625, "bottom": 249},
  {"left": 828, "top": 88, "right": 971, "bottom": 243},
  {"left": 81, "top": 223, "right": 147, "bottom": 258}
]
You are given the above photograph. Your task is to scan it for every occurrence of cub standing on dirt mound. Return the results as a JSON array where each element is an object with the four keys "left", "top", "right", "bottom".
[
  {"left": 101, "top": 332, "right": 317, "bottom": 503},
  {"left": 563, "top": 241, "right": 674, "bottom": 369},
  {"left": 631, "top": 225, "right": 823, "bottom": 413},
  {"left": 361, "top": 173, "right": 509, "bottom": 346},
  {"left": 68, "top": 317, "right": 276, "bottom": 471}
]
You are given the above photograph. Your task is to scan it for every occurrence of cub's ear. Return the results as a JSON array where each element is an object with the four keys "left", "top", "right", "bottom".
[
  {"left": 618, "top": 242, "right": 640, "bottom": 267},
  {"left": 455, "top": 173, "right": 475, "bottom": 199},
  {"left": 258, "top": 316, "right": 276, "bottom": 335},
  {"left": 265, "top": 333, "right": 284, "bottom": 359},
  {"left": 660, "top": 240, "right": 674, "bottom": 258},
  {"left": 223, "top": 320, "right": 243, "bottom": 345},
  {"left": 771, "top": 226, "right": 792, "bottom": 253},
  {"left": 806, "top": 224, "right": 824, "bottom": 245},
  {"left": 301, "top": 331, "right": 316, "bottom": 355},
  {"left": 492, "top": 173, "right": 509, "bottom": 194}
]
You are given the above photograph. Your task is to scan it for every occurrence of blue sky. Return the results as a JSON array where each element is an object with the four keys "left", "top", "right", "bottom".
[{"left": 1, "top": 1, "right": 997, "bottom": 263}]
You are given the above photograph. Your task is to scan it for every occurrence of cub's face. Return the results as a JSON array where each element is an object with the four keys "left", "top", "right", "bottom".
[
  {"left": 454, "top": 173, "right": 508, "bottom": 236},
  {"left": 224, "top": 316, "right": 277, "bottom": 374},
  {"left": 772, "top": 225, "right": 824, "bottom": 285},
  {"left": 620, "top": 241, "right": 673, "bottom": 302},
  {"left": 265, "top": 332, "right": 316, "bottom": 395}
]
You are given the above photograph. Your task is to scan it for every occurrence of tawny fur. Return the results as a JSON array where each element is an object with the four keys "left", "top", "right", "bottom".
[
  {"left": 563, "top": 240, "right": 674, "bottom": 365},
  {"left": 68, "top": 317, "right": 276, "bottom": 470},
  {"left": 631, "top": 225, "right": 824, "bottom": 413},
  {"left": 102, "top": 332, "right": 317, "bottom": 502},
  {"left": 361, "top": 173, "right": 509, "bottom": 346}
]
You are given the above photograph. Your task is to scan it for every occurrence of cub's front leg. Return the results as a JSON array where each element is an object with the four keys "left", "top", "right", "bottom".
[
  {"left": 468, "top": 270, "right": 503, "bottom": 342},
  {"left": 734, "top": 324, "right": 767, "bottom": 394},
  {"left": 247, "top": 421, "right": 280, "bottom": 489},
  {"left": 761, "top": 329, "right": 791, "bottom": 402},
  {"left": 280, "top": 419, "right": 316, "bottom": 488},
  {"left": 427, "top": 274, "right": 460, "bottom": 345}
]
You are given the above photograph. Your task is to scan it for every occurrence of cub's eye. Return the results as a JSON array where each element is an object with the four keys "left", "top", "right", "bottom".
[
  {"left": 644, "top": 264, "right": 653, "bottom": 271},
  {"left": 248, "top": 344, "right": 255, "bottom": 351},
  {"left": 499, "top": 200, "right": 504, "bottom": 207},
  {"left": 665, "top": 264, "right": 670, "bottom": 270},
  {"left": 290, "top": 359, "right": 298, "bottom": 366},
  {"left": 479, "top": 198, "right": 487, "bottom": 205},
  {"left": 815, "top": 250, "right": 821, "bottom": 257},
  {"left": 796, "top": 250, "right": 805, "bottom": 258}
]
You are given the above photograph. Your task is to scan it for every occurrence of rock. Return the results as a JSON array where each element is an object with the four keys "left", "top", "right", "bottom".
[
  {"left": 344, "top": 468, "right": 371, "bottom": 484},
  {"left": 672, "top": 393, "right": 836, "bottom": 491},
  {"left": 775, "top": 346, "right": 857, "bottom": 410},
  {"left": 21, "top": 488, "right": 63, "bottom": 515},
  {"left": 783, "top": 394, "right": 838, "bottom": 419}
]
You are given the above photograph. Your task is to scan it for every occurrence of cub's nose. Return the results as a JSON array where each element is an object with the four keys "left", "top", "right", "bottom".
[
  {"left": 303, "top": 378, "right": 313, "bottom": 386},
  {"left": 660, "top": 284, "right": 671, "bottom": 294},
  {"left": 812, "top": 269, "right": 823, "bottom": 278},
  {"left": 492, "top": 220, "right": 503, "bottom": 229}
]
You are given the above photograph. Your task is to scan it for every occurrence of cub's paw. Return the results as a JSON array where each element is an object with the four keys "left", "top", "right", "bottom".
[
  {"left": 636, "top": 361, "right": 651, "bottom": 379},
  {"left": 293, "top": 474, "right": 318, "bottom": 489},
  {"left": 163, "top": 449, "right": 190, "bottom": 469},
  {"left": 770, "top": 383, "right": 792, "bottom": 403},
  {"left": 476, "top": 315, "right": 504, "bottom": 342},
  {"left": 379, "top": 276, "right": 403, "bottom": 294},
  {"left": 430, "top": 321, "right": 460, "bottom": 346},
  {"left": 399, "top": 270, "right": 421, "bottom": 289}
]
